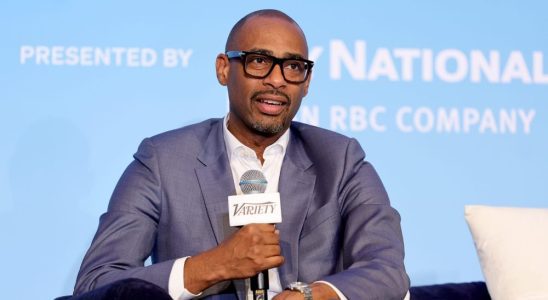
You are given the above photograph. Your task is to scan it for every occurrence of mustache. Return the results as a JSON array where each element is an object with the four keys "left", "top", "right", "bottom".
[{"left": 251, "top": 90, "right": 291, "bottom": 104}]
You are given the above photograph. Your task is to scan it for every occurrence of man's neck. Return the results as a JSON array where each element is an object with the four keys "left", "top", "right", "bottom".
[{"left": 226, "top": 121, "right": 287, "bottom": 164}]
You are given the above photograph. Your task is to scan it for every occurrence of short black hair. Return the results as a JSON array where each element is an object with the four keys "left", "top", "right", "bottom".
[{"left": 225, "top": 9, "right": 305, "bottom": 52}]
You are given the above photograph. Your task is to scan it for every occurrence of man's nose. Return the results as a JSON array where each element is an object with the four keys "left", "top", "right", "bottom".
[{"left": 263, "top": 63, "right": 287, "bottom": 88}]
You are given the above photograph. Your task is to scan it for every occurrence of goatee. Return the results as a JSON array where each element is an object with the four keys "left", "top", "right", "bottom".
[{"left": 251, "top": 121, "right": 285, "bottom": 135}]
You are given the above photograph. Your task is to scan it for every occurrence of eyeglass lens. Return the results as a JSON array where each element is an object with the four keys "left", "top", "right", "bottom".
[{"left": 244, "top": 53, "right": 309, "bottom": 83}]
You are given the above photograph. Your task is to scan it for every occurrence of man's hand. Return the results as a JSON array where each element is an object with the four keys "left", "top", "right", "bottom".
[
  {"left": 184, "top": 224, "right": 283, "bottom": 293},
  {"left": 215, "top": 223, "right": 283, "bottom": 278},
  {"left": 273, "top": 282, "right": 341, "bottom": 300},
  {"left": 272, "top": 290, "right": 304, "bottom": 300}
]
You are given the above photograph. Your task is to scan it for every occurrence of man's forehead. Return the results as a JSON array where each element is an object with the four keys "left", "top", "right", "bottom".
[{"left": 246, "top": 48, "right": 307, "bottom": 60}]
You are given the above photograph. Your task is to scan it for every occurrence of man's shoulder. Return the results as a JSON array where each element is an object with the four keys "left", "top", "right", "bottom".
[
  {"left": 147, "top": 118, "right": 222, "bottom": 146},
  {"left": 290, "top": 121, "right": 357, "bottom": 146},
  {"left": 290, "top": 121, "right": 366, "bottom": 161}
]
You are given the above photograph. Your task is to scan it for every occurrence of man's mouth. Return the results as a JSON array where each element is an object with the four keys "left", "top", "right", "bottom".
[
  {"left": 254, "top": 96, "right": 288, "bottom": 115},
  {"left": 251, "top": 91, "right": 291, "bottom": 116},
  {"left": 252, "top": 90, "right": 290, "bottom": 104},
  {"left": 258, "top": 99, "right": 285, "bottom": 106}
]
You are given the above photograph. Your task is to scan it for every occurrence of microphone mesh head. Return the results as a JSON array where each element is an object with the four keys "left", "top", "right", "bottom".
[{"left": 239, "top": 169, "right": 267, "bottom": 194}]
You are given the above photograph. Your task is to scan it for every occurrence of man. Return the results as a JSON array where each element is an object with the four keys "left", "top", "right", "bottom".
[{"left": 74, "top": 9, "right": 409, "bottom": 300}]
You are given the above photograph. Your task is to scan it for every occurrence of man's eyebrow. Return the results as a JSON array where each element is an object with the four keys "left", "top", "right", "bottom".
[
  {"left": 247, "top": 48, "right": 273, "bottom": 55},
  {"left": 284, "top": 53, "right": 306, "bottom": 60},
  {"left": 247, "top": 48, "right": 306, "bottom": 60}
]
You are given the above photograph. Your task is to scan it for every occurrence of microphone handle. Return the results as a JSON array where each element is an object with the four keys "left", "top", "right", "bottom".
[{"left": 250, "top": 269, "right": 269, "bottom": 300}]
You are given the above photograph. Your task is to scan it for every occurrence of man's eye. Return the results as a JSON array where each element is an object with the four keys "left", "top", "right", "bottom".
[
  {"left": 250, "top": 56, "right": 268, "bottom": 64},
  {"left": 286, "top": 62, "right": 304, "bottom": 71}
]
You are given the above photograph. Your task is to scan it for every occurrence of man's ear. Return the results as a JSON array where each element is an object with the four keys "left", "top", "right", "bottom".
[{"left": 216, "top": 54, "right": 229, "bottom": 86}]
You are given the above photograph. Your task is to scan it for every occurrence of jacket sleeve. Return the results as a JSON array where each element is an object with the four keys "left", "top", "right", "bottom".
[
  {"left": 322, "top": 138, "right": 410, "bottom": 299},
  {"left": 74, "top": 138, "right": 175, "bottom": 295}
]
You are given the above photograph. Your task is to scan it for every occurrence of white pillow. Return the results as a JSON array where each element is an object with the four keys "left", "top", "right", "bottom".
[{"left": 465, "top": 205, "right": 548, "bottom": 300}]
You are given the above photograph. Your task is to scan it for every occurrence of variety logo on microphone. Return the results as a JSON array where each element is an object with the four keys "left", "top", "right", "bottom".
[
  {"left": 228, "top": 193, "right": 282, "bottom": 227},
  {"left": 232, "top": 201, "right": 277, "bottom": 216}
]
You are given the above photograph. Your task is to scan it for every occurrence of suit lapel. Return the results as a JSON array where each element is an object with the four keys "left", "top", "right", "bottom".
[
  {"left": 195, "top": 120, "right": 246, "bottom": 299},
  {"left": 195, "top": 120, "right": 237, "bottom": 245},
  {"left": 276, "top": 129, "right": 316, "bottom": 288}
]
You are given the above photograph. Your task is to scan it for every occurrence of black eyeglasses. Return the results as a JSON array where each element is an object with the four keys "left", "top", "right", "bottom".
[{"left": 226, "top": 50, "right": 314, "bottom": 84}]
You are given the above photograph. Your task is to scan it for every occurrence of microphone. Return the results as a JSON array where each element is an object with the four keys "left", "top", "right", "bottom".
[
  {"left": 228, "top": 170, "right": 282, "bottom": 300},
  {"left": 239, "top": 169, "right": 267, "bottom": 194},
  {"left": 228, "top": 170, "right": 282, "bottom": 226}
]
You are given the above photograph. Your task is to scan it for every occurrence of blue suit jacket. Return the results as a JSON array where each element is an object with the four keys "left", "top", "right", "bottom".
[{"left": 75, "top": 118, "right": 409, "bottom": 299}]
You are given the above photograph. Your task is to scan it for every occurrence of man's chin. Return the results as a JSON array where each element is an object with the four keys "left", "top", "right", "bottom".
[{"left": 251, "top": 121, "right": 286, "bottom": 136}]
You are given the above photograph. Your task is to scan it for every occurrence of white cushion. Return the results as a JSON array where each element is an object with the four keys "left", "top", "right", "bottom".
[{"left": 465, "top": 205, "right": 548, "bottom": 300}]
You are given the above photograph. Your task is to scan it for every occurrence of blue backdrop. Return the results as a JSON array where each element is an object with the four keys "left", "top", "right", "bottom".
[{"left": 2, "top": 1, "right": 547, "bottom": 298}]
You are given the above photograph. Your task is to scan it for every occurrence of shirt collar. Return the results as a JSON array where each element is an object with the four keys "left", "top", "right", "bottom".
[{"left": 223, "top": 114, "right": 290, "bottom": 161}]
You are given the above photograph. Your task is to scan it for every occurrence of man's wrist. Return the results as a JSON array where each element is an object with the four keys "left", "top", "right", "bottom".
[
  {"left": 310, "top": 282, "right": 341, "bottom": 300},
  {"left": 184, "top": 253, "right": 225, "bottom": 294},
  {"left": 169, "top": 257, "right": 202, "bottom": 300}
]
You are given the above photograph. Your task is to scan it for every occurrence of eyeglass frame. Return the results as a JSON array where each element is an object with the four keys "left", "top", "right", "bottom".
[{"left": 225, "top": 50, "right": 314, "bottom": 84}]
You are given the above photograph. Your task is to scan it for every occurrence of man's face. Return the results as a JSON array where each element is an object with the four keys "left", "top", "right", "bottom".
[{"left": 217, "top": 16, "right": 311, "bottom": 139}]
